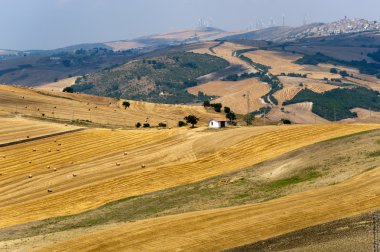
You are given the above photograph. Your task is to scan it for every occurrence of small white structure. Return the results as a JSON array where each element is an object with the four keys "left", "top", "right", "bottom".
[{"left": 209, "top": 118, "right": 228, "bottom": 129}]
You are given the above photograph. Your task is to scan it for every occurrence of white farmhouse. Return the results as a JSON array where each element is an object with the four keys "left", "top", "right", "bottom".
[{"left": 208, "top": 118, "right": 228, "bottom": 129}]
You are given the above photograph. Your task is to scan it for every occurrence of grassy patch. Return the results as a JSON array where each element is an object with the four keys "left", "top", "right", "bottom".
[
  {"left": 264, "top": 169, "right": 322, "bottom": 192},
  {"left": 376, "top": 140, "right": 380, "bottom": 145},
  {"left": 367, "top": 150, "right": 380, "bottom": 158}
]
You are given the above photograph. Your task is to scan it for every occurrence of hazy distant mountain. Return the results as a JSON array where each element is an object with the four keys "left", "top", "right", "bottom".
[
  {"left": 105, "top": 27, "right": 231, "bottom": 51},
  {"left": 222, "top": 18, "right": 380, "bottom": 42}
]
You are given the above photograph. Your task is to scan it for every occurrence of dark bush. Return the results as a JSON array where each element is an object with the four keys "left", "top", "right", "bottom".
[
  {"left": 143, "top": 123, "right": 150, "bottom": 128},
  {"left": 135, "top": 122, "right": 141, "bottom": 128},
  {"left": 63, "top": 87, "right": 74, "bottom": 93},
  {"left": 178, "top": 121, "right": 186, "bottom": 127}
]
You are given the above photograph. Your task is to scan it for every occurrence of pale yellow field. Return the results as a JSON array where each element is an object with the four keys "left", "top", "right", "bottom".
[
  {"left": 346, "top": 77, "right": 380, "bottom": 92},
  {"left": 188, "top": 78, "right": 270, "bottom": 114},
  {"left": 36, "top": 158, "right": 380, "bottom": 252},
  {"left": 36, "top": 77, "right": 78, "bottom": 92},
  {"left": 0, "top": 85, "right": 219, "bottom": 127},
  {"left": 212, "top": 42, "right": 256, "bottom": 70},
  {"left": 243, "top": 50, "right": 341, "bottom": 79},
  {"left": 105, "top": 41, "right": 146, "bottom": 51},
  {"left": 0, "top": 124, "right": 378, "bottom": 229},
  {"left": 268, "top": 102, "right": 329, "bottom": 124},
  {"left": 0, "top": 117, "right": 80, "bottom": 145},
  {"left": 273, "top": 79, "right": 338, "bottom": 105}
]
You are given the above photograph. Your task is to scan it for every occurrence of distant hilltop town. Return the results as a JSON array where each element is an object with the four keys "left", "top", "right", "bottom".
[{"left": 295, "top": 18, "right": 380, "bottom": 39}]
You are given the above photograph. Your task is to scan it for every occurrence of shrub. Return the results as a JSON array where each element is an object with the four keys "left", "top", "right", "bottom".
[
  {"left": 122, "top": 101, "right": 130, "bottom": 109},
  {"left": 203, "top": 100, "right": 211, "bottom": 107},
  {"left": 158, "top": 122, "right": 167, "bottom": 127},
  {"left": 281, "top": 119, "right": 292, "bottom": 124},
  {"left": 330, "top": 68, "right": 338, "bottom": 74},
  {"left": 224, "top": 106, "right": 231, "bottom": 114},
  {"left": 178, "top": 121, "right": 186, "bottom": 127},
  {"left": 143, "top": 123, "right": 150, "bottom": 128},
  {"left": 135, "top": 122, "right": 142, "bottom": 128},
  {"left": 63, "top": 87, "right": 74, "bottom": 93}
]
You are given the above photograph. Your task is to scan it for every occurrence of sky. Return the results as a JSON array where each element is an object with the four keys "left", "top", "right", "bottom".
[{"left": 1, "top": 0, "right": 380, "bottom": 50}]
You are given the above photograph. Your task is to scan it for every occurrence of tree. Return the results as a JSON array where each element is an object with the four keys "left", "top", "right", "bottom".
[
  {"left": 184, "top": 115, "right": 199, "bottom": 128},
  {"left": 203, "top": 100, "right": 211, "bottom": 107},
  {"left": 143, "top": 123, "right": 150, "bottom": 128},
  {"left": 226, "top": 112, "right": 236, "bottom": 122},
  {"left": 122, "top": 101, "right": 130, "bottom": 109},
  {"left": 63, "top": 87, "right": 74, "bottom": 93},
  {"left": 243, "top": 114, "right": 254, "bottom": 125},
  {"left": 224, "top": 106, "right": 231, "bottom": 114},
  {"left": 212, "top": 103, "right": 222, "bottom": 112},
  {"left": 135, "top": 122, "right": 141, "bottom": 128}
]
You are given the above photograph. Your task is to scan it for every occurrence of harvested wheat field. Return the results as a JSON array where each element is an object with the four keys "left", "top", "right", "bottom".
[
  {"left": 36, "top": 77, "right": 78, "bottom": 92},
  {"left": 346, "top": 77, "right": 380, "bottom": 92},
  {"left": 35, "top": 163, "right": 380, "bottom": 252},
  {"left": 268, "top": 102, "right": 329, "bottom": 124},
  {"left": 188, "top": 78, "right": 270, "bottom": 114},
  {"left": 342, "top": 108, "right": 380, "bottom": 123},
  {"left": 0, "top": 116, "right": 80, "bottom": 145},
  {"left": 0, "top": 85, "right": 219, "bottom": 127},
  {"left": 274, "top": 77, "right": 338, "bottom": 105},
  {"left": 211, "top": 42, "right": 256, "bottom": 69},
  {"left": 0, "top": 124, "right": 378, "bottom": 230},
  {"left": 243, "top": 50, "right": 341, "bottom": 79}
]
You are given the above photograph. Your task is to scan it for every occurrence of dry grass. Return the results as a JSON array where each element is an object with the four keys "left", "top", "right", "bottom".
[
  {"left": 0, "top": 124, "right": 378, "bottom": 229},
  {"left": 0, "top": 85, "right": 219, "bottom": 127},
  {"left": 268, "top": 102, "right": 329, "bottom": 124},
  {"left": 243, "top": 50, "right": 341, "bottom": 79},
  {"left": 0, "top": 117, "right": 80, "bottom": 144},
  {"left": 188, "top": 78, "right": 270, "bottom": 114},
  {"left": 36, "top": 77, "right": 78, "bottom": 92},
  {"left": 35, "top": 164, "right": 380, "bottom": 252}
]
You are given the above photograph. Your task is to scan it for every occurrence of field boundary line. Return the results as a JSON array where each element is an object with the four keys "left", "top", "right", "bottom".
[{"left": 0, "top": 128, "right": 86, "bottom": 148}]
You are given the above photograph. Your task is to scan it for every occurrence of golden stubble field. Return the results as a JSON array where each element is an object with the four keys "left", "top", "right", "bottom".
[
  {"left": 36, "top": 164, "right": 380, "bottom": 252},
  {"left": 188, "top": 78, "right": 270, "bottom": 114},
  {"left": 0, "top": 85, "right": 219, "bottom": 127},
  {"left": 1, "top": 123, "right": 379, "bottom": 231}
]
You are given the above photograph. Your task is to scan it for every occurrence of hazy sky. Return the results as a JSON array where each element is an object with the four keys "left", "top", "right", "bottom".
[{"left": 1, "top": 0, "right": 379, "bottom": 50}]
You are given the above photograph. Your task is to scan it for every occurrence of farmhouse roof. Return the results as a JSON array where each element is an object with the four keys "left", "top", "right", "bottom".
[{"left": 209, "top": 118, "right": 227, "bottom": 122}]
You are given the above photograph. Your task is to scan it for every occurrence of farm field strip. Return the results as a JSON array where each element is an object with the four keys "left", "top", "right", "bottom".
[
  {"left": 0, "top": 85, "right": 218, "bottom": 127},
  {"left": 36, "top": 165, "right": 380, "bottom": 252},
  {"left": 0, "top": 124, "right": 378, "bottom": 228},
  {"left": 0, "top": 117, "right": 80, "bottom": 144}
]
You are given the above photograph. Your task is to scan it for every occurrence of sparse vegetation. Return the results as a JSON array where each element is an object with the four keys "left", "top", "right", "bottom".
[{"left": 284, "top": 87, "right": 380, "bottom": 121}]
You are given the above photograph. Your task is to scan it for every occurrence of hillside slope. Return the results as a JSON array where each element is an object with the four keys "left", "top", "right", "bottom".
[{"left": 72, "top": 52, "right": 229, "bottom": 103}]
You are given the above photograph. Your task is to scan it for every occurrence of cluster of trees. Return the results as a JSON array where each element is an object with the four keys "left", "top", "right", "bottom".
[
  {"left": 330, "top": 68, "right": 349, "bottom": 77},
  {"left": 279, "top": 73, "right": 307, "bottom": 78},
  {"left": 203, "top": 101, "right": 237, "bottom": 123}
]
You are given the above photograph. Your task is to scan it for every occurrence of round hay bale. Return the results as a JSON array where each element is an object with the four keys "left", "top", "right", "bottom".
[
  {"left": 47, "top": 188, "right": 53, "bottom": 193},
  {"left": 124, "top": 152, "right": 127, "bottom": 156},
  {"left": 116, "top": 162, "right": 121, "bottom": 166},
  {"left": 141, "top": 164, "right": 146, "bottom": 168},
  {"left": 28, "top": 174, "right": 33, "bottom": 178}
]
